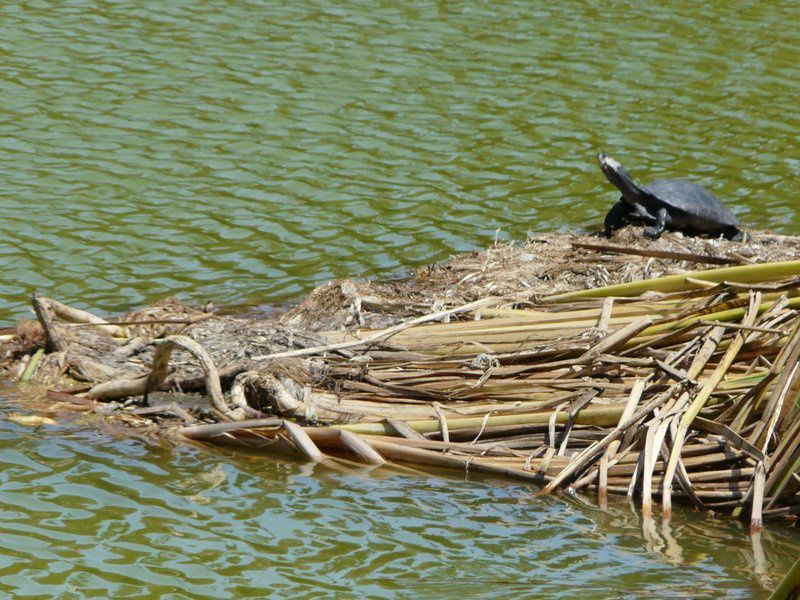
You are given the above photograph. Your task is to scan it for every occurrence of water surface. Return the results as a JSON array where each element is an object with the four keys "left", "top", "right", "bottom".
[
  {"left": 1, "top": 397, "right": 798, "bottom": 598},
  {"left": 2, "top": 1, "right": 800, "bottom": 596},
  {"left": 0, "top": 1, "right": 798, "bottom": 321}
]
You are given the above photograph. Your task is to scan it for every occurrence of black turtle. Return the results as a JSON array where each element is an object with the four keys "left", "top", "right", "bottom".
[{"left": 597, "top": 153, "right": 743, "bottom": 241}]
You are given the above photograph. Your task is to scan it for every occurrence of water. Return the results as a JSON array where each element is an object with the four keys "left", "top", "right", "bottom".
[
  {"left": 1, "top": 397, "right": 798, "bottom": 598},
  {"left": 1, "top": 1, "right": 799, "bottom": 596},
  {"left": 1, "top": 1, "right": 799, "bottom": 322}
]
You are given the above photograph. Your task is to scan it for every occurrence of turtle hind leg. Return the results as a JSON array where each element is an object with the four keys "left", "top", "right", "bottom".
[
  {"left": 603, "top": 199, "right": 632, "bottom": 237},
  {"left": 643, "top": 207, "right": 668, "bottom": 239}
]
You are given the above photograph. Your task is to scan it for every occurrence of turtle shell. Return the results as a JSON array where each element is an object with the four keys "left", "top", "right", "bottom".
[{"left": 642, "top": 179, "right": 741, "bottom": 229}]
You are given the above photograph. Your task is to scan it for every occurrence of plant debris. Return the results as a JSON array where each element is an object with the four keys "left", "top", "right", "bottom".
[{"left": 3, "top": 228, "right": 800, "bottom": 529}]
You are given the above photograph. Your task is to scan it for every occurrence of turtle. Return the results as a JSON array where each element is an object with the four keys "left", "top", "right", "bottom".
[{"left": 597, "top": 153, "right": 743, "bottom": 241}]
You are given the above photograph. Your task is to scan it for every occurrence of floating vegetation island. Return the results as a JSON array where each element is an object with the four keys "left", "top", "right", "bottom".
[{"left": 3, "top": 230, "right": 800, "bottom": 532}]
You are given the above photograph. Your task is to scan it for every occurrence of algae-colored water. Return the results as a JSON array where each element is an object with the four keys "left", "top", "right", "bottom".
[{"left": 1, "top": 2, "right": 799, "bottom": 596}]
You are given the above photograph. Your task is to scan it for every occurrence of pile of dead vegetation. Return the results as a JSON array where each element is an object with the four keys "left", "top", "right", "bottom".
[
  {"left": 283, "top": 229, "right": 800, "bottom": 331},
  {"left": 2, "top": 229, "right": 800, "bottom": 529}
]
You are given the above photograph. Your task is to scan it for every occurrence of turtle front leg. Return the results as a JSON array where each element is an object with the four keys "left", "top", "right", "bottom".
[
  {"left": 603, "top": 199, "right": 631, "bottom": 237},
  {"left": 643, "top": 208, "right": 668, "bottom": 239},
  {"left": 724, "top": 226, "right": 744, "bottom": 242}
]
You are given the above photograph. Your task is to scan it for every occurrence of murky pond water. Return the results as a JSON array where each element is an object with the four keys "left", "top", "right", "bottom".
[{"left": 2, "top": 1, "right": 800, "bottom": 596}]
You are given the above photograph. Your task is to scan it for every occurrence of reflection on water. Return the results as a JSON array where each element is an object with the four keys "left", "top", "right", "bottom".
[
  {"left": 0, "top": 1, "right": 799, "bottom": 321},
  {"left": 1, "top": 399, "right": 798, "bottom": 598},
  {"left": 2, "top": 1, "right": 800, "bottom": 596}
]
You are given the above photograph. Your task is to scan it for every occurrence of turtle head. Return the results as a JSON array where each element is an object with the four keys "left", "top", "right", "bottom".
[
  {"left": 597, "top": 153, "right": 630, "bottom": 182},
  {"left": 597, "top": 153, "right": 639, "bottom": 202}
]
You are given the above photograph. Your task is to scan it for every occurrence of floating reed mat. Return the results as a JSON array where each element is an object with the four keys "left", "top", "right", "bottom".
[{"left": 7, "top": 260, "right": 800, "bottom": 529}]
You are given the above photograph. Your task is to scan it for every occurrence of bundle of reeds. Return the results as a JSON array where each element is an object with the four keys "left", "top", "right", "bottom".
[{"left": 179, "top": 261, "right": 800, "bottom": 527}]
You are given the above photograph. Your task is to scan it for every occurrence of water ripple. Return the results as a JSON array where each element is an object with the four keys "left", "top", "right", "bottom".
[
  {"left": 0, "top": 1, "right": 798, "bottom": 320},
  {"left": 1, "top": 401, "right": 798, "bottom": 596},
  {"left": 2, "top": 3, "right": 800, "bottom": 592}
]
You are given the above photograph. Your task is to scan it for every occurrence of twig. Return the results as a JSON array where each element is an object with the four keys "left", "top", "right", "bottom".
[
  {"left": 570, "top": 241, "right": 742, "bottom": 265},
  {"left": 63, "top": 315, "right": 213, "bottom": 328},
  {"left": 87, "top": 335, "right": 242, "bottom": 421},
  {"left": 251, "top": 297, "right": 503, "bottom": 361},
  {"left": 31, "top": 293, "right": 68, "bottom": 352},
  {"left": 699, "top": 319, "right": 786, "bottom": 335}
]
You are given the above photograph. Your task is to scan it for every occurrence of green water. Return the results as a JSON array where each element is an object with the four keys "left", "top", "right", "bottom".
[{"left": 2, "top": 1, "right": 800, "bottom": 596}]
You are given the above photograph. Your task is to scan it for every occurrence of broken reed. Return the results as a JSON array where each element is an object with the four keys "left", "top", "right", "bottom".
[{"left": 177, "top": 260, "right": 800, "bottom": 527}]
